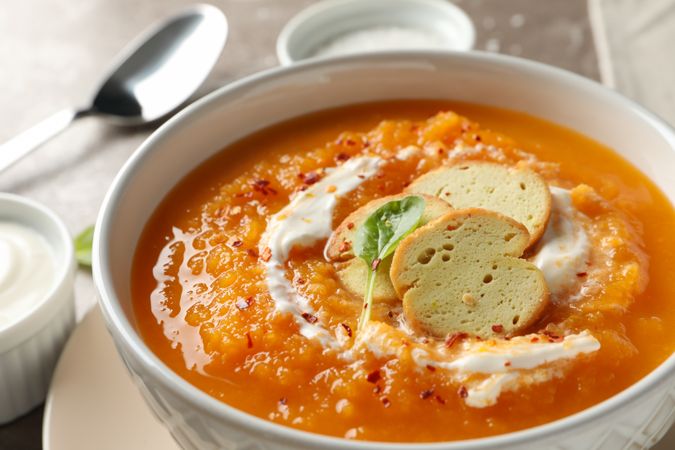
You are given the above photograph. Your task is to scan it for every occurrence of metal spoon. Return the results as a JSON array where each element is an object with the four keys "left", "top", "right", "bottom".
[{"left": 0, "top": 4, "right": 227, "bottom": 173}]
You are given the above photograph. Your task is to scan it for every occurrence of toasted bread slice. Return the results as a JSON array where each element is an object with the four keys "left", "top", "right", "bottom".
[
  {"left": 390, "top": 208, "right": 549, "bottom": 338},
  {"left": 406, "top": 162, "right": 551, "bottom": 246},
  {"left": 327, "top": 194, "right": 452, "bottom": 303}
]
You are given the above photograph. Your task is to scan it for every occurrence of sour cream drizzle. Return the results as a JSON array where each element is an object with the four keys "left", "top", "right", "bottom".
[
  {"left": 532, "top": 187, "right": 590, "bottom": 300},
  {"left": 260, "top": 156, "right": 383, "bottom": 346},
  {"left": 398, "top": 328, "right": 599, "bottom": 408},
  {"left": 422, "top": 331, "right": 600, "bottom": 374}
]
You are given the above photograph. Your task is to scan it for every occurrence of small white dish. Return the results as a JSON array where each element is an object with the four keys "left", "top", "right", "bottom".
[
  {"left": 0, "top": 193, "right": 76, "bottom": 424},
  {"left": 42, "top": 306, "right": 675, "bottom": 449},
  {"left": 276, "top": 0, "right": 475, "bottom": 65}
]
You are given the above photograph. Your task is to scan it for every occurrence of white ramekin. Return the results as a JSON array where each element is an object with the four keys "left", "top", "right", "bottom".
[
  {"left": 95, "top": 52, "right": 675, "bottom": 449},
  {"left": 0, "top": 193, "right": 76, "bottom": 424},
  {"left": 276, "top": 0, "right": 475, "bottom": 65}
]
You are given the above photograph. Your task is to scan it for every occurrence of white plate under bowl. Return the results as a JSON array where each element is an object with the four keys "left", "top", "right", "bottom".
[
  {"left": 43, "top": 307, "right": 177, "bottom": 450},
  {"left": 41, "top": 307, "right": 675, "bottom": 449}
]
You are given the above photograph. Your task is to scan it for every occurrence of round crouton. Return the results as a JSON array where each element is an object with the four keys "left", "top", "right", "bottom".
[
  {"left": 390, "top": 208, "right": 549, "bottom": 338},
  {"left": 406, "top": 162, "right": 552, "bottom": 246}
]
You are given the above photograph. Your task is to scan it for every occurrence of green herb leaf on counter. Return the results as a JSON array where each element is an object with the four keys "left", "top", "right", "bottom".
[
  {"left": 74, "top": 225, "right": 94, "bottom": 267},
  {"left": 354, "top": 196, "right": 425, "bottom": 332}
]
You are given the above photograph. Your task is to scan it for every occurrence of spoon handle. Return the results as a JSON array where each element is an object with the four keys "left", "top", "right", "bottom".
[{"left": 0, "top": 109, "right": 87, "bottom": 173}]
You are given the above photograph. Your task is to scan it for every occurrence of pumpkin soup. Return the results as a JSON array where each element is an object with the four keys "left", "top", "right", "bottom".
[{"left": 131, "top": 101, "right": 675, "bottom": 442}]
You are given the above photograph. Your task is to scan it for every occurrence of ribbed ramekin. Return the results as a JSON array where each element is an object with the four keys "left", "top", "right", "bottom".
[{"left": 0, "top": 193, "right": 76, "bottom": 424}]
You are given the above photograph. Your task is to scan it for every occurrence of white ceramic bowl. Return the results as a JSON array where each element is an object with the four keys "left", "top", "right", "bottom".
[
  {"left": 94, "top": 52, "right": 675, "bottom": 450},
  {"left": 276, "top": 0, "right": 475, "bottom": 65},
  {"left": 0, "top": 193, "right": 76, "bottom": 424}
]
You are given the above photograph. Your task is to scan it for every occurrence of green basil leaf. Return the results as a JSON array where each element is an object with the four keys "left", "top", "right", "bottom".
[
  {"left": 355, "top": 195, "right": 425, "bottom": 266},
  {"left": 354, "top": 196, "right": 425, "bottom": 331},
  {"left": 74, "top": 225, "right": 94, "bottom": 267}
]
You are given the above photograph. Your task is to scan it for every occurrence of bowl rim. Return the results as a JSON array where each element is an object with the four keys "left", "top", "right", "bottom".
[{"left": 94, "top": 50, "right": 675, "bottom": 449}]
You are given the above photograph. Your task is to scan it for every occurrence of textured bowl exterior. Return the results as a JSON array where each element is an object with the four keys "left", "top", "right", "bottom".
[
  {"left": 95, "top": 52, "right": 675, "bottom": 450},
  {"left": 0, "top": 293, "right": 75, "bottom": 424}
]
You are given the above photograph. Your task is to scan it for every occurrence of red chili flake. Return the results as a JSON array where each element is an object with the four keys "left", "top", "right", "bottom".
[
  {"left": 357, "top": 174, "right": 366, "bottom": 179},
  {"left": 345, "top": 139, "right": 356, "bottom": 146},
  {"left": 387, "top": 311, "right": 395, "bottom": 319},
  {"left": 381, "top": 397, "right": 391, "bottom": 408},
  {"left": 304, "top": 172, "right": 321, "bottom": 185},
  {"left": 301, "top": 312, "right": 318, "bottom": 324},
  {"left": 246, "top": 248, "right": 259, "bottom": 258},
  {"left": 420, "top": 389, "right": 434, "bottom": 400},
  {"left": 252, "top": 179, "right": 277, "bottom": 196},
  {"left": 230, "top": 239, "right": 243, "bottom": 248},
  {"left": 425, "top": 364, "right": 436, "bottom": 372},
  {"left": 346, "top": 222, "right": 355, "bottom": 230},
  {"left": 437, "top": 148, "right": 444, "bottom": 155},
  {"left": 445, "top": 332, "right": 468, "bottom": 348},
  {"left": 371, "top": 258, "right": 382, "bottom": 271},
  {"left": 504, "top": 361, "right": 511, "bottom": 367},
  {"left": 295, "top": 277, "right": 306, "bottom": 285},
  {"left": 279, "top": 397, "right": 288, "bottom": 405},
  {"left": 531, "top": 336, "right": 540, "bottom": 343},
  {"left": 236, "top": 297, "right": 253, "bottom": 310},
  {"left": 475, "top": 135, "right": 482, "bottom": 142},
  {"left": 576, "top": 272, "right": 588, "bottom": 277},
  {"left": 366, "top": 369, "right": 381, "bottom": 384},
  {"left": 491, "top": 324, "right": 504, "bottom": 333},
  {"left": 363, "top": 141, "right": 371, "bottom": 148},
  {"left": 260, "top": 247, "right": 272, "bottom": 262},
  {"left": 457, "top": 386, "right": 468, "bottom": 399},
  {"left": 245, "top": 332, "right": 253, "bottom": 348},
  {"left": 336, "top": 152, "right": 350, "bottom": 161},
  {"left": 341, "top": 323, "right": 353, "bottom": 337},
  {"left": 435, "top": 395, "right": 446, "bottom": 405},
  {"left": 542, "top": 330, "right": 563, "bottom": 341},
  {"left": 338, "top": 241, "right": 352, "bottom": 252}
]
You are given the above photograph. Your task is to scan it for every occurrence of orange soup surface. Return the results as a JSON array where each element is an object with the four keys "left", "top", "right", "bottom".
[{"left": 132, "top": 101, "right": 675, "bottom": 442}]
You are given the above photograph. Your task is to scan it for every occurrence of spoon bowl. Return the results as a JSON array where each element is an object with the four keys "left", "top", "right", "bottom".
[{"left": 92, "top": 4, "right": 227, "bottom": 124}]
